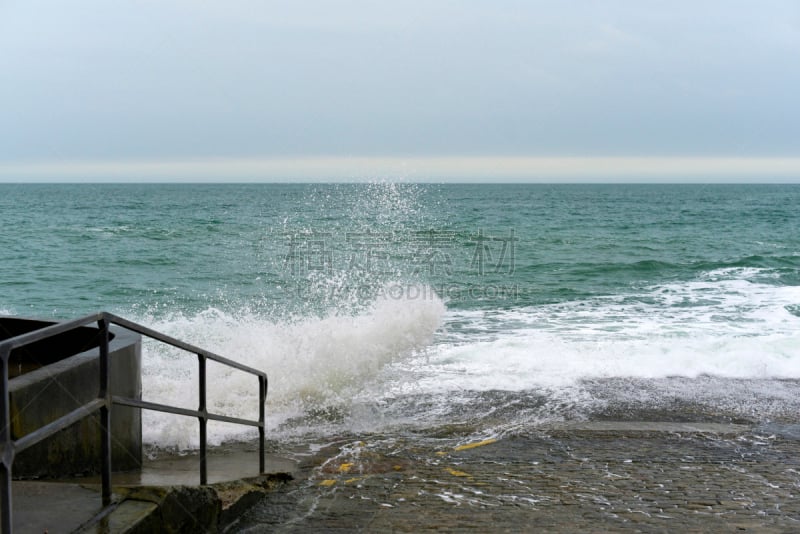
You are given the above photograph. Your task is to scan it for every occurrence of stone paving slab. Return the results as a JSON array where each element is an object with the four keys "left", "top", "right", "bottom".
[{"left": 2, "top": 481, "right": 103, "bottom": 534}]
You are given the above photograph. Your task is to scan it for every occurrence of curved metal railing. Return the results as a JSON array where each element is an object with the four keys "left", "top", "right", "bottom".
[{"left": 0, "top": 311, "right": 268, "bottom": 534}]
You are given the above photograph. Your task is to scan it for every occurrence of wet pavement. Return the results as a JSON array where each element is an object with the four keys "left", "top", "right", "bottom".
[
  {"left": 3, "top": 445, "right": 291, "bottom": 533},
  {"left": 238, "top": 421, "right": 800, "bottom": 532},
  {"left": 5, "top": 482, "right": 103, "bottom": 533},
  {"left": 6, "top": 414, "right": 800, "bottom": 532}
]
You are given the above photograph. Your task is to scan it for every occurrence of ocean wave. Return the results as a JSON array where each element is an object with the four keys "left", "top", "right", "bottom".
[
  {"left": 429, "top": 273, "right": 800, "bottom": 384},
  {"left": 132, "top": 285, "right": 446, "bottom": 449}
]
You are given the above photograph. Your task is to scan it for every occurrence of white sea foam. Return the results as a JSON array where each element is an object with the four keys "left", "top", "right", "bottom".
[
  {"left": 399, "top": 328, "right": 800, "bottom": 395},
  {"left": 410, "top": 275, "right": 800, "bottom": 393},
  {"left": 359, "top": 274, "right": 800, "bottom": 435},
  {"left": 134, "top": 286, "right": 446, "bottom": 449},
  {"left": 135, "top": 270, "right": 800, "bottom": 448}
]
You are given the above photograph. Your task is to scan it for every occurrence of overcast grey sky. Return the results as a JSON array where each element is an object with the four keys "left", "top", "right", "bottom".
[{"left": 1, "top": 1, "right": 799, "bottom": 181}]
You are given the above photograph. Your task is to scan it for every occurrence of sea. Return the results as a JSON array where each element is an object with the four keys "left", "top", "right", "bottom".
[{"left": 1, "top": 183, "right": 799, "bottom": 452}]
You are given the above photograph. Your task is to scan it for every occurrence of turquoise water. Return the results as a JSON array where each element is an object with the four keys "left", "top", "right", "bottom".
[
  {"left": 2, "top": 183, "right": 799, "bottom": 447},
  {"left": 3, "top": 183, "right": 798, "bottom": 314}
]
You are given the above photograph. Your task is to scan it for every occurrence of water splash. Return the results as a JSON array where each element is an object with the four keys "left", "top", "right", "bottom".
[{"left": 135, "top": 286, "right": 446, "bottom": 449}]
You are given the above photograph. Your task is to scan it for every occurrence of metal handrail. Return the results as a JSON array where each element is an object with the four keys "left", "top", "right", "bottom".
[{"left": 0, "top": 312, "right": 268, "bottom": 534}]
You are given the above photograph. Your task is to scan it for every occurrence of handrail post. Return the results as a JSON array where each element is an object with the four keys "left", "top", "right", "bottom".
[
  {"left": 259, "top": 375, "right": 266, "bottom": 474},
  {"left": 0, "top": 311, "right": 270, "bottom": 531},
  {"left": 198, "top": 354, "right": 207, "bottom": 485},
  {"left": 1, "top": 346, "right": 13, "bottom": 534},
  {"left": 98, "top": 317, "right": 112, "bottom": 507}
]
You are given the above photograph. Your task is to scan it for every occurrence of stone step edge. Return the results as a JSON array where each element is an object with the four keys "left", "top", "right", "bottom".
[{"left": 77, "top": 472, "right": 293, "bottom": 533}]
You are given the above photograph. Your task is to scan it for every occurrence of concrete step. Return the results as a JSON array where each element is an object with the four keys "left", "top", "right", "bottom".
[{"left": 4, "top": 445, "right": 296, "bottom": 533}]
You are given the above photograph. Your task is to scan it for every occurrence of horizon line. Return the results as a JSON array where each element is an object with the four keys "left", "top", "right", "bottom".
[{"left": 1, "top": 156, "right": 800, "bottom": 182}]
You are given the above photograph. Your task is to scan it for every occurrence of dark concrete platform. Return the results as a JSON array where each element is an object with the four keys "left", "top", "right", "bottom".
[
  {"left": 3, "top": 446, "right": 297, "bottom": 533},
  {"left": 8, "top": 482, "right": 102, "bottom": 533}
]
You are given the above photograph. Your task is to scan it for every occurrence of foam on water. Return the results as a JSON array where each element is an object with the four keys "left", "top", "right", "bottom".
[
  {"left": 342, "top": 269, "right": 799, "bottom": 433},
  {"left": 417, "top": 270, "right": 800, "bottom": 388},
  {"left": 133, "top": 267, "right": 800, "bottom": 448},
  {"left": 134, "top": 285, "right": 446, "bottom": 449}
]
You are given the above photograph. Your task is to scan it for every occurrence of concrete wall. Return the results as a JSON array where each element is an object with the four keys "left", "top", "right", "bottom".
[{"left": 8, "top": 323, "right": 142, "bottom": 478}]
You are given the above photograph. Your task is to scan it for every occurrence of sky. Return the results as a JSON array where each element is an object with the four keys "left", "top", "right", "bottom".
[{"left": 1, "top": 1, "right": 799, "bottom": 182}]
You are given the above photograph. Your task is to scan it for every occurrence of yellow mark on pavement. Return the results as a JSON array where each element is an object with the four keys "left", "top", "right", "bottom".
[
  {"left": 319, "top": 479, "right": 336, "bottom": 487},
  {"left": 446, "top": 467, "right": 471, "bottom": 477},
  {"left": 454, "top": 438, "right": 497, "bottom": 452},
  {"left": 338, "top": 463, "right": 353, "bottom": 473},
  {"left": 435, "top": 451, "right": 448, "bottom": 456},
  {"left": 344, "top": 477, "right": 362, "bottom": 484}
]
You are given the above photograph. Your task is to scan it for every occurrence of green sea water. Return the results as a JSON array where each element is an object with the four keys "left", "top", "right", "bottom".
[
  {"left": 2, "top": 183, "right": 798, "bottom": 315},
  {"left": 1, "top": 183, "right": 799, "bottom": 448}
]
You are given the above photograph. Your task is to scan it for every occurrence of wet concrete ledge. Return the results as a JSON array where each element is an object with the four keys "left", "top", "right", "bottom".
[
  {"left": 9, "top": 420, "right": 800, "bottom": 531},
  {"left": 6, "top": 445, "right": 297, "bottom": 533},
  {"left": 9, "top": 473, "right": 292, "bottom": 534},
  {"left": 239, "top": 420, "right": 800, "bottom": 532},
  {"left": 84, "top": 473, "right": 292, "bottom": 533}
]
